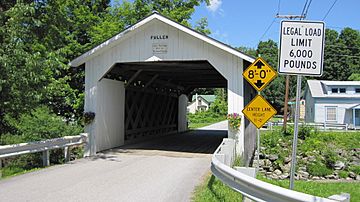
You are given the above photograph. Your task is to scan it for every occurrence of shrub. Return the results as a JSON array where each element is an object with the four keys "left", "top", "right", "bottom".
[
  {"left": 338, "top": 170, "right": 348, "bottom": 178},
  {"left": 5, "top": 106, "right": 83, "bottom": 142},
  {"left": 298, "top": 125, "right": 313, "bottom": 140},
  {"left": 350, "top": 166, "right": 360, "bottom": 175},
  {"left": 322, "top": 148, "right": 339, "bottom": 168},
  {"left": 307, "top": 162, "right": 333, "bottom": 177}
]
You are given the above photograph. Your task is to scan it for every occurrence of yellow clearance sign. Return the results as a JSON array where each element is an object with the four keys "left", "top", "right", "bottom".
[
  {"left": 243, "top": 57, "right": 277, "bottom": 91},
  {"left": 242, "top": 95, "right": 277, "bottom": 129}
]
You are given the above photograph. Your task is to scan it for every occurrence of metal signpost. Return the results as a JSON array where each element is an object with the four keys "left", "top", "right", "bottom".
[
  {"left": 278, "top": 20, "right": 325, "bottom": 189},
  {"left": 243, "top": 57, "right": 277, "bottom": 172}
]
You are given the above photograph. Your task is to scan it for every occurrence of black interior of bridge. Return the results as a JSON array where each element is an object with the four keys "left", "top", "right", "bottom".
[{"left": 104, "top": 60, "right": 227, "bottom": 95}]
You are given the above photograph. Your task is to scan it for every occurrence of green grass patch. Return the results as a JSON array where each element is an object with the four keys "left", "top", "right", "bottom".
[
  {"left": 192, "top": 173, "right": 360, "bottom": 202},
  {"left": 189, "top": 122, "right": 218, "bottom": 129},
  {"left": 1, "top": 166, "right": 43, "bottom": 180},
  {"left": 258, "top": 175, "right": 360, "bottom": 201},
  {"left": 192, "top": 174, "right": 243, "bottom": 202}
]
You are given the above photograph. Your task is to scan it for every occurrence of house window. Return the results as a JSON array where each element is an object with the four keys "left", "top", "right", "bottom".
[
  {"left": 356, "top": 88, "right": 360, "bottom": 93},
  {"left": 339, "top": 88, "right": 346, "bottom": 93},
  {"left": 326, "top": 107, "right": 337, "bottom": 122},
  {"left": 198, "top": 99, "right": 202, "bottom": 105},
  {"left": 331, "top": 88, "right": 338, "bottom": 93}
]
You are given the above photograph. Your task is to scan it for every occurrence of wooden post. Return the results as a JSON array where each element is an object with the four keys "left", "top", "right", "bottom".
[
  {"left": 42, "top": 150, "right": 50, "bottom": 167},
  {"left": 64, "top": 146, "right": 70, "bottom": 163}
]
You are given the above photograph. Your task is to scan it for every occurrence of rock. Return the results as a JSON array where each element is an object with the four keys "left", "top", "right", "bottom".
[
  {"left": 280, "top": 163, "right": 291, "bottom": 173},
  {"left": 264, "top": 159, "right": 272, "bottom": 166},
  {"left": 311, "top": 176, "right": 320, "bottom": 180},
  {"left": 271, "top": 174, "right": 279, "bottom": 180},
  {"left": 325, "top": 174, "right": 336, "bottom": 179},
  {"left": 279, "top": 173, "right": 289, "bottom": 180},
  {"left": 274, "top": 169, "right": 282, "bottom": 175},
  {"left": 299, "top": 166, "right": 307, "bottom": 172},
  {"left": 266, "top": 172, "right": 272, "bottom": 176},
  {"left": 307, "top": 156, "right": 316, "bottom": 162},
  {"left": 269, "top": 166, "right": 274, "bottom": 172},
  {"left": 346, "top": 177, "right": 352, "bottom": 181},
  {"left": 284, "top": 157, "right": 292, "bottom": 163},
  {"left": 320, "top": 177, "right": 326, "bottom": 180},
  {"left": 356, "top": 175, "right": 360, "bottom": 181},
  {"left": 269, "top": 154, "right": 279, "bottom": 161},
  {"left": 333, "top": 161, "right": 345, "bottom": 170},
  {"left": 298, "top": 171, "right": 310, "bottom": 179},
  {"left": 349, "top": 171, "right": 356, "bottom": 178}
]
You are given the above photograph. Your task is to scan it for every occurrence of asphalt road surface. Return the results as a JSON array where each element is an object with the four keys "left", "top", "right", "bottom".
[{"left": 0, "top": 122, "right": 227, "bottom": 202}]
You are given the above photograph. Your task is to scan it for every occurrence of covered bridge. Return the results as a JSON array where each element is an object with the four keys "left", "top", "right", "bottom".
[{"left": 70, "top": 13, "right": 257, "bottom": 164}]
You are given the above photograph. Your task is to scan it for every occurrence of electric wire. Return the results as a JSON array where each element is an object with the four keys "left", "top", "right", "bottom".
[{"left": 322, "top": 0, "right": 338, "bottom": 20}]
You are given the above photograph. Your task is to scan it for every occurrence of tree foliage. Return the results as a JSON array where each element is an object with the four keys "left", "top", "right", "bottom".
[{"left": 0, "top": 0, "right": 209, "bottom": 135}]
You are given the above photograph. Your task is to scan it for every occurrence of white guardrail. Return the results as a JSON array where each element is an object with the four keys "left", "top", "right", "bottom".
[
  {"left": 265, "top": 122, "right": 349, "bottom": 131},
  {"left": 0, "top": 133, "right": 88, "bottom": 173},
  {"left": 211, "top": 138, "right": 350, "bottom": 202}
]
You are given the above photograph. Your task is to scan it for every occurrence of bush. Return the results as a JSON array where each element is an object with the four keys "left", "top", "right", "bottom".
[
  {"left": 5, "top": 106, "right": 83, "bottom": 142},
  {"left": 298, "top": 125, "right": 314, "bottom": 140},
  {"left": 338, "top": 171, "right": 348, "bottom": 178},
  {"left": 350, "top": 166, "right": 360, "bottom": 175},
  {"left": 307, "top": 162, "right": 333, "bottom": 177}
]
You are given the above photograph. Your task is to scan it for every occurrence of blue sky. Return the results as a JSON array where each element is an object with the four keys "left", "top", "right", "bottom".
[{"left": 190, "top": 0, "right": 360, "bottom": 48}]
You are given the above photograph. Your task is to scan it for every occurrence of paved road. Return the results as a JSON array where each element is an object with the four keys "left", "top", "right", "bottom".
[{"left": 0, "top": 123, "right": 227, "bottom": 202}]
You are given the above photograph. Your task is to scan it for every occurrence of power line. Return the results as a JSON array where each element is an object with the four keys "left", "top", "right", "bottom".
[
  {"left": 300, "top": 0, "right": 308, "bottom": 17},
  {"left": 277, "top": 0, "right": 281, "bottom": 15},
  {"left": 303, "top": 0, "right": 313, "bottom": 18},
  {"left": 322, "top": 0, "right": 338, "bottom": 20},
  {"left": 259, "top": 18, "right": 276, "bottom": 42}
]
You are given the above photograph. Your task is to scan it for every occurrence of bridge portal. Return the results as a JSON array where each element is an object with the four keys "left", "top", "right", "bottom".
[{"left": 70, "top": 13, "right": 257, "bottom": 165}]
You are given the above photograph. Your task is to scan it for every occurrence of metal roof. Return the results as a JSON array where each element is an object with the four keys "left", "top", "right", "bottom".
[
  {"left": 307, "top": 80, "right": 360, "bottom": 98},
  {"left": 70, "top": 12, "right": 255, "bottom": 67}
]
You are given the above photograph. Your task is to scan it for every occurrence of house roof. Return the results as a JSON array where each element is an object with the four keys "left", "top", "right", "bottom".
[
  {"left": 306, "top": 80, "right": 360, "bottom": 98},
  {"left": 69, "top": 12, "right": 255, "bottom": 67},
  {"left": 191, "top": 95, "right": 216, "bottom": 103}
]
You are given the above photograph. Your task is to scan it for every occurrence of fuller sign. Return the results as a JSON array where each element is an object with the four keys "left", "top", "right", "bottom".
[{"left": 278, "top": 20, "right": 325, "bottom": 76}]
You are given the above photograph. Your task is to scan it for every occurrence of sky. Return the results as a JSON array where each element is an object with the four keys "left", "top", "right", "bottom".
[{"left": 190, "top": 0, "right": 360, "bottom": 49}]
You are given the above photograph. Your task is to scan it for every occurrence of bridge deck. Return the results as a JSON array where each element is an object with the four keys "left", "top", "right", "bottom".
[{"left": 0, "top": 122, "right": 227, "bottom": 202}]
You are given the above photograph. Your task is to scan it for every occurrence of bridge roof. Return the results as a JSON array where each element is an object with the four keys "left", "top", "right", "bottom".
[{"left": 70, "top": 12, "right": 254, "bottom": 67}]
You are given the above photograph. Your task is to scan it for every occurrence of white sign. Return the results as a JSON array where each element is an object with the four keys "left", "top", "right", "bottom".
[{"left": 278, "top": 20, "right": 325, "bottom": 76}]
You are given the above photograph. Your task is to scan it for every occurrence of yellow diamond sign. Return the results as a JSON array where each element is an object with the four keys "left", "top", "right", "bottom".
[
  {"left": 242, "top": 95, "right": 277, "bottom": 129},
  {"left": 243, "top": 57, "right": 277, "bottom": 91}
]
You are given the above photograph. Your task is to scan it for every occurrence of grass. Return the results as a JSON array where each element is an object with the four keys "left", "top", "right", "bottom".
[
  {"left": 189, "top": 122, "right": 221, "bottom": 129},
  {"left": 192, "top": 174, "right": 360, "bottom": 202},
  {"left": 192, "top": 173, "right": 243, "bottom": 202},
  {"left": 0, "top": 167, "right": 43, "bottom": 180},
  {"left": 258, "top": 175, "right": 360, "bottom": 201}
]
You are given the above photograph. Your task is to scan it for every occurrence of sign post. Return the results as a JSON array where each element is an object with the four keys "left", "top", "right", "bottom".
[
  {"left": 278, "top": 20, "right": 325, "bottom": 189},
  {"left": 243, "top": 58, "right": 277, "bottom": 172}
]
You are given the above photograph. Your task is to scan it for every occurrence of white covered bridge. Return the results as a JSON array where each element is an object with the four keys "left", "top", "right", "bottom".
[{"left": 70, "top": 12, "right": 257, "bottom": 164}]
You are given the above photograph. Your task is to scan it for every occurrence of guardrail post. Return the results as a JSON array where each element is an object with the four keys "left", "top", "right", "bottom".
[
  {"left": 0, "top": 159, "right": 2, "bottom": 178},
  {"left": 82, "top": 133, "right": 90, "bottom": 157},
  {"left": 42, "top": 150, "right": 50, "bottom": 167},
  {"left": 324, "top": 122, "right": 327, "bottom": 131},
  {"left": 345, "top": 124, "right": 348, "bottom": 131},
  {"left": 64, "top": 147, "right": 70, "bottom": 162}
]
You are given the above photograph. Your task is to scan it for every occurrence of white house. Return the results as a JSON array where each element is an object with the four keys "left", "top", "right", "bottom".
[
  {"left": 304, "top": 80, "right": 360, "bottom": 128},
  {"left": 187, "top": 94, "right": 216, "bottom": 114}
]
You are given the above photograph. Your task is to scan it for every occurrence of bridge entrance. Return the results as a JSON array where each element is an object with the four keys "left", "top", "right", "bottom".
[{"left": 70, "top": 13, "right": 256, "bottom": 164}]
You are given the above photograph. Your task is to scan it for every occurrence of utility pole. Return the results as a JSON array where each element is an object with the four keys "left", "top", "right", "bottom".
[{"left": 275, "top": 14, "right": 305, "bottom": 132}]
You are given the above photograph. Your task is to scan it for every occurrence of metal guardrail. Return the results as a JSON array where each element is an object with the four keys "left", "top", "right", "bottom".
[
  {"left": 0, "top": 133, "right": 88, "bottom": 173},
  {"left": 211, "top": 138, "right": 350, "bottom": 202}
]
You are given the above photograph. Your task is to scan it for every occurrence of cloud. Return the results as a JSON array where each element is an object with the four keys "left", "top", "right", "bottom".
[
  {"left": 207, "top": 0, "right": 222, "bottom": 12},
  {"left": 212, "top": 29, "right": 229, "bottom": 44}
]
